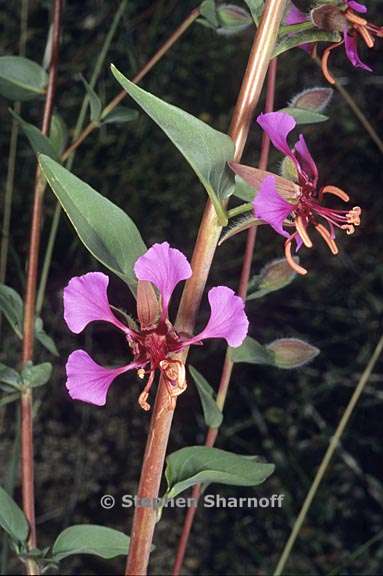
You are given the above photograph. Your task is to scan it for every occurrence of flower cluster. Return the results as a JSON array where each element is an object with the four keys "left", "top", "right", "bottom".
[
  {"left": 286, "top": 0, "right": 383, "bottom": 83},
  {"left": 230, "top": 111, "right": 361, "bottom": 275},
  {"left": 63, "top": 242, "right": 248, "bottom": 410}
]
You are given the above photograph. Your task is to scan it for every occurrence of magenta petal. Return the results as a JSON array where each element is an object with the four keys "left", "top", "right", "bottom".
[
  {"left": 253, "top": 175, "right": 294, "bottom": 238},
  {"left": 186, "top": 287, "right": 248, "bottom": 348},
  {"left": 64, "top": 272, "right": 130, "bottom": 335},
  {"left": 344, "top": 29, "right": 372, "bottom": 71},
  {"left": 284, "top": 3, "right": 308, "bottom": 25},
  {"left": 257, "top": 112, "right": 297, "bottom": 161},
  {"left": 66, "top": 350, "right": 140, "bottom": 406},
  {"left": 134, "top": 242, "right": 192, "bottom": 315},
  {"left": 347, "top": 1, "right": 367, "bottom": 13},
  {"left": 294, "top": 135, "right": 319, "bottom": 186}
]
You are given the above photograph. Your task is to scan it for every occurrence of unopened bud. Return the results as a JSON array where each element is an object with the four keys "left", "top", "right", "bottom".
[
  {"left": 290, "top": 87, "right": 333, "bottom": 112},
  {"left": 136, "top": 280, "right": 160, "bottom": 329},
  {"left": 217, "top": 4, "right": 253, "bottom": 35},
  {"left": 310, "top": 4, "right": 347, "bottom": 32},
  {"left": 266, "top": 338, "right": 319, "bottom": 369},
  {"left": 249, "top": 258, "right": 298, "bottom": 299}
]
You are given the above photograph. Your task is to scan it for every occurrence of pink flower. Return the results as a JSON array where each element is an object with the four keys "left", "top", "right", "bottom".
[
  {"left": 285, "top": 1, "right": 382, "bottom": 83},
  {"left": 64, "top": 242, "right": 248, "bottom": 410},
  {"left": 230, "top": 112, "right": 361, "bottom": 275}
]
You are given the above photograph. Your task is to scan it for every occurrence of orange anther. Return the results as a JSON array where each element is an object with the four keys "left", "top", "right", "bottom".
[
  {"left": 315, "top": 223, "right": 339, "bottom": 255},
  {"left": 295, "top": 216, "right": 313, "bottom": 248},
  {"left": 321, "top": 42, "right": 343, "bottom": 85},
  {"left": 321, "top": 185, "right": 350, "bottom": 202},
  {"left": 285, "top": 238, "right": 308, "bottom": 275},
  {"left": 345, "top": 10, "right": 368, "bottom": 27},
  {"left": 356, "top": 24, "right": 375, "bottom": 48}
]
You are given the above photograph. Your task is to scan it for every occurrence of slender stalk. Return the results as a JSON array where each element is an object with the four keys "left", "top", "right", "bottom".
[
  {"left": 125, "top": 2, "right": 287, "bottom": 572},
  {"left": 172, "top": 58, "right": 278, "bottom": 576},
  {"left": 273, "top": 334, "right": 383, "bottom": 576},
  {"left": 35, "top": 8, "right": 200, "bottom": 315},
  {"left": 20, "top": 2, "right": 63, "bottom": 574},
  {"left": 36, "top": 0, "right": 129, "bottom": 315},
  {"left": 313, "top": 57, "right": 383, "bottom": 155},
  {"left": 0, "top": 0, "right": 29, "bottom": 303}
]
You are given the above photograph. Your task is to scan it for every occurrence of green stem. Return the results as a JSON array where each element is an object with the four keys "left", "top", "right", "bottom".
[
  {"left": 279, "top": 20, "right": 314, "bottom": 36},
  {"left": 227, "top": 202, "right": 253, "bottom": 219},
  {"left": 273, "top": 334, "right": 383, "bottom": 576}
]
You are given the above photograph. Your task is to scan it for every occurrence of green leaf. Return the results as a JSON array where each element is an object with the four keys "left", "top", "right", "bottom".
[
  {"left": 233, "top": 175, "right": 256, "bottom": 201},
  {"left": 111, "top": 65, "right": 234, "bottom": 224},
  {"left": 21, "top": 362, "right": 52, "bottom": 389},
  {"left": 279, "top": 106, "right": 328, "bottom": 124},
  {"left": 165, "top": 446, "right": 274, "bottom": 499},
  {"left": 102, "top": 106, "right": 139, "bottom": 124},
  {"left": 0, "top": 363, "right": 21, "bottom": 390},
  {"left": 243, "top": 0, "right": 264, "bottom": 25},
  {"left": 273, "top": 30, "right": 341, "bottom": 58},
  {"left": 51, "top": 525, "right": 130, "bottom": 562},
  {"left": 0, "top": 56, "right": 48, "bottom": 101},
  {"left": 189, "top": 366, "right": 223, "bottom": 428},
  {"left": 34, "top": 318, "right": 59, "bottom": 356},
  {"left": 219, "top": 214, "right": 263, "bottom": 245},
  {"left": 80, "top": 75, "right": 102, "bottom": 123},
  {"left": 229, "top": 336, "right": 275, "bottom": 365},
  {"left": 49, "top": 114, "right": 68, "bottom": 155},
  {"left": 199, "top": 0, "right": 219, "bottom": 27},
  {"left": 0, "top": 284, "right": 23, "bottom": 338},
  {"left": 9, "top": 109, "right": 59, "bottom": 161},
  {"left": 0, "top": 393, "right": 20, "bottom": 406},
  {"left": 0, "top": 486, "right": 29, "bottom": 543},
  {"left": 38, "top": 155, "right": 147, "bottom": 294}
]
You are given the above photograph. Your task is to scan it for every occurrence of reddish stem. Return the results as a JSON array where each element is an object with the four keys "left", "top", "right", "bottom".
[
  {"left": 172, "top": 59, "right": 278, "bottom": 576},
  {"left": 125, "top": 1, "right": 286, "bottom": 572},
  {"left": 20, "top": 0, "right": 63, "bottom": 570}
]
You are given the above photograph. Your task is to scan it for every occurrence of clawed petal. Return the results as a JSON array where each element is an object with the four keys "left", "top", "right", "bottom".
[
  {"left": 184, "top": 286, "right": 248, "bottom": 348},
  {"left": 64, "top": 272, "right": 131, "bottom": 335},
  {"left": 257, "top": 112, "right": 297, "bottom": 162},
  {"left": 347, "top": 1, "right": 367, "bottom": 14},
  {"left": 66, "top": 350, "right": 141, "bottom": 406},
  {"left": 344, "top": 28, "right": 372, "bottom": 71},
  {"left": 253, "top": 175, "right": 294, "bottom": 238},
  {"left": 134, "top": 242, "right": 192, "bottom": 317},
  {"left": 294, "top": 135, "right": 319, "bottom": 186}
]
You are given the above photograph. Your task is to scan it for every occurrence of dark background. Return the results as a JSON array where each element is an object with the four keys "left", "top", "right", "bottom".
[{"left": 1, "top": 0, "right": 383, "bottom": 574}]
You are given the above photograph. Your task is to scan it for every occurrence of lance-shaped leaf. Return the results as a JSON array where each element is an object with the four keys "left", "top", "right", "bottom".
[
  {"left": 9, "top": 109, "right": 59, "bottom": 161},
  {"left": 0, "top": 56, "right": 48, "bottom": 101},
  {"left": 0, "top": 364, "right": 21, "bottom": 390},
  {"left": 243, "top": 0, "right": 264, "bottom": 26},
  {"left": 51, "top": 525, "right": 130, "bottom": 562},
  {"left": 189, "top": 366, "right": 223, "bottom": 428},
  {"left": 0, "top": 284, "right": 23, "bottom": 338},
  {"left": 80, "top": 75, "right": 102, "bottom": 123},
  {"left": 273, "top": 30, "right": 341, "bottom": 57},
  {"left": 111, "top": 65, "right": 234, "bottom": 224},
  {"left": 229, "top": 336, "right": 275, "bottom": 365},
  {"left": 34, "top": 318, "right": 59, "bottom": 357},
  {"left": 165, "top": 446, "right": 274, "bottom": 499},
  {"left": 39, "top": 155, "right": 147, "bottom": 295},
  {"left": 102, "top": 106, "right": 139, "bottom": 125},
  {"left": 0, "top": 486, "right": 29, "bottom": 543},
  {"left": 49, "top": 114, "right": 68, "bottom": 155},
  {"left": 278, "top": 107, "right": 328, "bottom": 124}
]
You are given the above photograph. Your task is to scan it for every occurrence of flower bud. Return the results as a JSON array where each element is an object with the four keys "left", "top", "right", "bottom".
[
  {"left": 250, "top": 258, "right": 298, "bottom": 299},
  {"left": 136, "top": 280, "right": 160, "bottom": 329},
  {"left": 217, "top": 4, "right": 253, "bottom": 35},
  {"left": 266, "top": 338, "right": 319, "bottom": 369},
  {"left": 280, "top": 156, "right": 299, "bottom": 182},
  {"left": 290, "top": 87, "right": 333, "bottom": 112},
  {"left": 310, "top": 4, "right": 347, "bottom": 32}
]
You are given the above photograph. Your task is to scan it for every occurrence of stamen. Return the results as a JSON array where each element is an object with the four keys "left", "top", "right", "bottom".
[
  {"left": 355, "top": 24, "right": 375, "bottom": 48},
  {"left": 137, "top": 368, "right": 145, "bottom": 379},
  {"left": 138, "top": 370, "right": 155, "bottom": 411},
  {"left": 366, "top": 23, "right": 383, "bottom": 38},
  {"left": 321, "top": 42, "right": 343, "bottom": 85},
  {"left": 321, "top": 185, "right": 350, "bottom": 202},
  {"left": 314, "top": 223, "right": 339, "bottom": 255},
  {"left": 347, "top": 206, "right": 361, "bottom": 226},
  {"left": 345, "top": 10, "right": 368, "bottom": 27},
  {"left": 285, "top": 238, "right": 308, "bottom": 275},
  {"left": 341, "top": 224, "right": 355, "bottom": 235},
  {"left": 295, "top": 216, "right": 313, "bottom": 248}
]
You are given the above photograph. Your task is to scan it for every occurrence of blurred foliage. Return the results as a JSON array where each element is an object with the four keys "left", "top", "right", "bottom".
[{"left": 1, "top": 0, "right": 383, "bottom": 574}]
